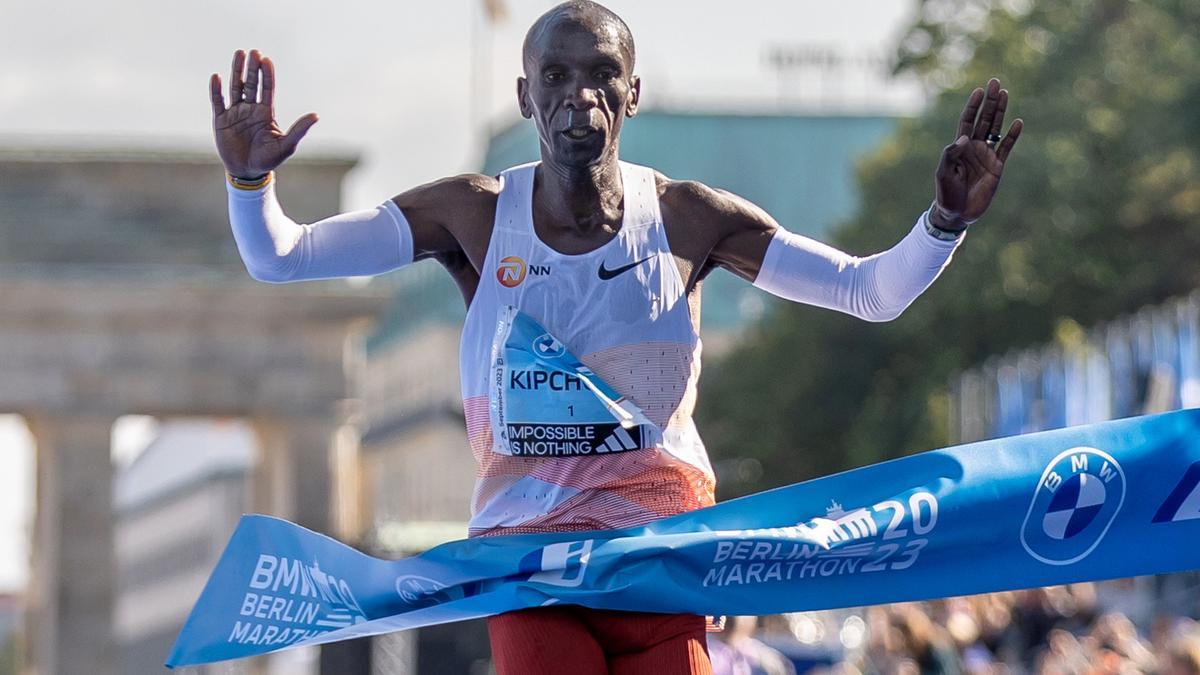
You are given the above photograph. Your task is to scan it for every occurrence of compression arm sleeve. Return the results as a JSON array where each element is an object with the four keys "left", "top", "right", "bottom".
[
  {"left": 226, "top": 178, "right": 414, "bottom": 283},
  {"left": 751, "top": 211, "right": 962, "bottom": 322}
]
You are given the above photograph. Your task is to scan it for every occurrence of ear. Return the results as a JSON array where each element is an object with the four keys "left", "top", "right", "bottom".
[
  {"left": 516, "top": 77, "right": 533, "bottom": 119},
  {"left": 626, "top": 75, "right": 641, "bottom": 118}
]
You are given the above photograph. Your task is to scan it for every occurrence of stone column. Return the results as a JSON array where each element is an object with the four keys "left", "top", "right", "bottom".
[
  {"left": 250, "top": 416, "right": 339, "bottom": 533},
  {"left": 250, "top": 415, "right": 345, "bottom": 675},
  {"left": 25, "top": 414, "right": 116, "bottom": 675},
  {"left": 331, "top": 420, "right": 366, "bottom": 543}
]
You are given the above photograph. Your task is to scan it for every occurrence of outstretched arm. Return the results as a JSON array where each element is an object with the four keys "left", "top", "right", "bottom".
[
  {"left": 702, "top": 78, "right": 1023, "bottom": 321},
  {"left": 211, "top": 50, "right": 462, "bottom": 282},
  {"left": 692, "top": 185, "right": 961, "bottom": 322}
]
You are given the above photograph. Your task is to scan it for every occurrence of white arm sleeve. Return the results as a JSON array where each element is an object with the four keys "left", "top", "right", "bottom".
[
  {"left": 751, "top": 211, "right": 962, "bottom": 322},
  {"left": 226, "top": 178, "right": 414, "bottom": 283}
]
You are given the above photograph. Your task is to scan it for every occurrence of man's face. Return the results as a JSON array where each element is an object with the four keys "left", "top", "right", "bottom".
[{"left": 518, "top": 17, "right": 639, "bottom": 170}]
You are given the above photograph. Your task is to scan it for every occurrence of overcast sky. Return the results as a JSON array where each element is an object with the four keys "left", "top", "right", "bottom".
[
  {"left": 0, "top": 0, "right": 923, "bottom": 591},
  {"left": 0, "top": 0, "right": 923, "bottom": 206}
]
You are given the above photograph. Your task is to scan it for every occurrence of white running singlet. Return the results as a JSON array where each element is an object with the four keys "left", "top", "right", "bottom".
[{"left": 461, "top": 161, "right": 715, "bottom": 537}]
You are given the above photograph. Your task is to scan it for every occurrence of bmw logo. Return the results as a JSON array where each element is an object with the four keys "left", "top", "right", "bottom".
[
  {"left": 395, "top": 575, "right": 451, "bottom": 607},
  {"left": 533, "top": 334, "right": 566, "bottom": 358},
  {"left": 1020, "top": 447, "right": 1126, "bottom": 565}
]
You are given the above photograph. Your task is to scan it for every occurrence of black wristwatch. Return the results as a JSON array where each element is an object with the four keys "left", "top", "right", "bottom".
[
  {"left": 924, "top": 202, "right": 968, "bottom": 241},
  {"left": 227, "top": 172, "right": 273, "bottom": 190}
]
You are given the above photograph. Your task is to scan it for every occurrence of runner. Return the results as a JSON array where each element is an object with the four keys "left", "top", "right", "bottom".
[{"left": 208, "top": 2, "right": 1021, "bottom": 672}]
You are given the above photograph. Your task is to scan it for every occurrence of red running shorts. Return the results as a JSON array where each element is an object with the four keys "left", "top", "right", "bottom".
[{"left": 488, "top": 606, "right": 712, "bottom": 674}]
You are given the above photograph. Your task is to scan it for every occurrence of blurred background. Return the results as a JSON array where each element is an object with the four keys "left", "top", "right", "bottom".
[{"left": 1, "top": 0, "right": 1199, "bottom": 673}]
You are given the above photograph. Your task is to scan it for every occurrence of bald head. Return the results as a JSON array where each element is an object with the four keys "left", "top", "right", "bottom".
[
  {"left": 522, "top": 1, "right": 635, "bottom": 74},
  {"left": 516, "top": 1, "right": 641, "bottom": 169}
]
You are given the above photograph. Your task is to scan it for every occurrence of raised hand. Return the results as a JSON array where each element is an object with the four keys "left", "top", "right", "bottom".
[
  {"left": 209, "top": 49, "right": 318, "bottom": 179},
  {"left": 932, "top": 78, "right": 1023, "bottom": 230}
]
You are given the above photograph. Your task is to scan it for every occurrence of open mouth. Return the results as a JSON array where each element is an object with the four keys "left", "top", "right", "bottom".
[{"left": 562, "top": 127, "right": 598, "bottom": 140}]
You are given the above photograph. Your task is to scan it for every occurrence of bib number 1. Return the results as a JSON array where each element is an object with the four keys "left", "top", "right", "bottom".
[{"left": 489, "top": 306, "right": 661, "bottom": 458}]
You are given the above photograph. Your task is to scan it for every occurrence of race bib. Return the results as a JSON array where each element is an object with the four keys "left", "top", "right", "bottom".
[{"left": 489, "top": 306, "right": 661, "bottom": 457}]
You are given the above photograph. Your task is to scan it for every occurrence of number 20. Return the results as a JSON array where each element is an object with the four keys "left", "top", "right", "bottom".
[{"left": 874, "top": 492, "right": 938, "bottom": 540}]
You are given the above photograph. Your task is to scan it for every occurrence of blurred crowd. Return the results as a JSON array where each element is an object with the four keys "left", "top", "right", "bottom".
[{"left": 708, "top": 576, "right": 1200, "bottom": 675}]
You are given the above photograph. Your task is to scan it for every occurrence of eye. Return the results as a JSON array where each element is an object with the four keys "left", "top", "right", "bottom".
[
  {"left": 544, "top": 70, "right": 565, "bottom": 83},
  {"left": 596, "top": 68, "right": 618, "bottom": 81}
]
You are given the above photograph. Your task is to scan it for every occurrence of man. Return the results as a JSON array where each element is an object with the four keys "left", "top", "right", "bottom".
[{"left": 209, "top": 2, "right": 1021, "bottom": 672}]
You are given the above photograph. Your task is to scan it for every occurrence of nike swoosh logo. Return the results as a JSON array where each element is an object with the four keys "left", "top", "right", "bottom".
[{"left": 598, "top": 255, "right": 654, "bottom": 281}]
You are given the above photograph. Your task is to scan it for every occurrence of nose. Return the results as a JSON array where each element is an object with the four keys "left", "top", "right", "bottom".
[{"left": 564, "top": 79, "right": 599, "bottom": 111}]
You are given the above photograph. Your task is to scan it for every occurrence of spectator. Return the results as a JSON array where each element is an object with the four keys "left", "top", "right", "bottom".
[
  {"left": 890, "top": 605, "right": 963, "bottom": 675},
  {"left": 730, "top": 577, "right": 1197, "bottom": 675},
  {"left": 1166, "top": 633, "right": 1200, "bottom": 675},
  {"left": 709, "top": 615, "right": 797, "bottom": 675}
]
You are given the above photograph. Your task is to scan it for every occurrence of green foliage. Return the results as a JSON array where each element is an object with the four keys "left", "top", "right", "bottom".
[{"left": 698, "top": 0, "right": 1200, "bottom": 498}]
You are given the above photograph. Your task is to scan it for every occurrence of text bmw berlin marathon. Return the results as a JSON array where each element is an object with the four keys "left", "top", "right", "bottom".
[
  {"left": 703, "top": 492, "right": 940, "bottom": 588},
  {"left": 220, "top": 449, "right": 1200, "bottom": 649},
  {"left": 229, "top": 556, "right": 368, "bottom": 648}
]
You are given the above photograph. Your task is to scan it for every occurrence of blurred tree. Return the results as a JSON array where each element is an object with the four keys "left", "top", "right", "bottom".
[{"left": 698, "top": 0, "right": 1200, "bottom": 497}]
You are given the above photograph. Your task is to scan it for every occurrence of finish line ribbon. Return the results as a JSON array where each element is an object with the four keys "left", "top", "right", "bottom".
[{"left": 167, "top": 409, "right": 1200, "bottom": 667}]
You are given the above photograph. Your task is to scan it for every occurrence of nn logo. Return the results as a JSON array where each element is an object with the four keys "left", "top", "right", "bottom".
[
  {"left": 517, "top": 540, "right": 593, "bottom": 587},
  {"left": 497, "top": 256, "right": 550, "bottom": 288}
]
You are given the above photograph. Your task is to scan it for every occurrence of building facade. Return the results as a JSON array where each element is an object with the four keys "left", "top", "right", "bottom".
[
  {"left": 114, "top": 419, "right": 257, "bottom": 674},
  {"left": 0, "top": 145, "right": 387, "bottom": 675}
]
